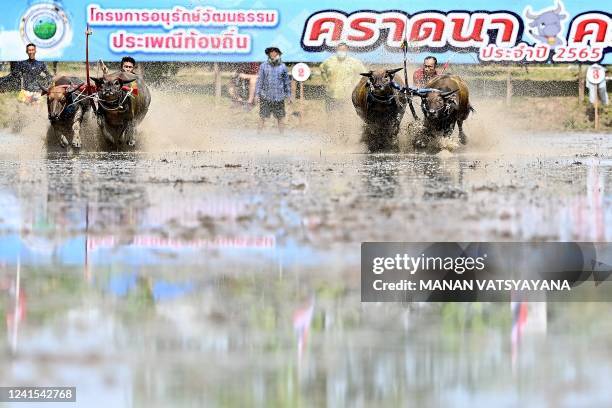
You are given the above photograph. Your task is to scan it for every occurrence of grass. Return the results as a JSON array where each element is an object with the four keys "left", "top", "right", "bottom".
[
  {"left": 171, "top": 63, "right": 584, "bottom": 85},
  {"left": 506, "top": 96, "right": 612, "bottom": 131},
  {"left": 1, "top": 61, "right": 585, "bottom": 85}
]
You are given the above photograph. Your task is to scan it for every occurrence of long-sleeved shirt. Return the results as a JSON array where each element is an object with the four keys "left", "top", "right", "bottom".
[
  {"left": 412, "top": 67, "right": 439, "bottom": 88},
  {"left": 12, "top": 59, "right": 52, "bottom": 92},
  {"left": 255, "top": 61, "right": 291, "bottom": 102},
  {"left": 319, "top": 55, "right": 366, "bottom": 100}
]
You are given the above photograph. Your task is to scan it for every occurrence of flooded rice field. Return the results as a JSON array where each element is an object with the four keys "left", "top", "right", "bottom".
[{"left": 1, "top": 122, "right": 612, "bottom": 407}]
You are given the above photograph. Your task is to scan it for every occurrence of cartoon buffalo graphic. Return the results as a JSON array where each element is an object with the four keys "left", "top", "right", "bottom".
[{"left": 524, "top": 1, "right": 568, "bottom": 48}]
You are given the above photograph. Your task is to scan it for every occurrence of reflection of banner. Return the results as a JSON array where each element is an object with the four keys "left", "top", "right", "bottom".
[
  {"left": 87, "top": 234, "right": 276, "bottom": 251},
  {"left": 0, "top": 1, "right": 610, "bottom": 63}
]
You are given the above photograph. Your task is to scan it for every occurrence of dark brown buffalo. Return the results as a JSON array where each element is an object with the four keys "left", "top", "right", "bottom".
[
  {"left": 40, "top": 76, "right": 90, "bottom": 149},
  {"left": 352, "top": 68, "right": 406, "bottom": 151},
  {"left": 415, "top": 74, "right": 474, "bottom": 147},
  {"left": 92, "top": 71, "right": 151, "bottom": 147}
]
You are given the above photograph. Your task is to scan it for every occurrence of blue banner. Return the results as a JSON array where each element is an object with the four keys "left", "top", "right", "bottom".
[{"left": 0, "top": 0, "right": 609, "bottom": 63}]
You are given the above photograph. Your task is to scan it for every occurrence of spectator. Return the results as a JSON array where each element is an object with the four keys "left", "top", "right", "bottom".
[
  {"left": 319, "top": 42, "right": 366, "bottom": 112},
  {"left": 15, "top": 43, "right": 52, "bottom": 91},
  {"left": 1, "top": 43, "right": 52, "bottom": 103},
  {"left": 413, "top": 56, "right": 439, "bottom": 88},
  {"left": 255, "top": 47, "right": 292, "bottom": 133}
]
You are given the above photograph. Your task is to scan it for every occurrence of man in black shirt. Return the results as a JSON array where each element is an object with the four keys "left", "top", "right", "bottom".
[
  {"left": 0, "top": 43, "right": 52, "bottom": 94},
  {"left": 14, "top": 43, "right": 52, "bottom": 92}
]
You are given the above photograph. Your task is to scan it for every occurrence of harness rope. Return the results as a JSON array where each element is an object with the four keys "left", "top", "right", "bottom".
[
  {"left": 52, "top": 85, "right": 133, "bottom": 122},
  {"left": 97, "top": 88, "right": 134, "bottom": 112},
  {"left": 67, "top": 89, "right": 97, "bottom": 107}
]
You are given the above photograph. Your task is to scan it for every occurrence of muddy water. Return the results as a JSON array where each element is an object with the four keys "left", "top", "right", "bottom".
[{"left": 1, "top": 127, "right": 612, "bottom": 407}]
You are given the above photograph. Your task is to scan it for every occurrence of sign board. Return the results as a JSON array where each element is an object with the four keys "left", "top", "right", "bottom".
[
  {"left": 291, "top": 63, "right": 311, "bottom": 82},
  {"left": 587, "top": 64, "right": 606, "bottom": 85},
  {"left": 0, "top": 1, "right": 610, "bottom": 63}
]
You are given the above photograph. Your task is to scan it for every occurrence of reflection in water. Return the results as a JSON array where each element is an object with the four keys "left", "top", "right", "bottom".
[
  {"left": 361, "top": 155, "right": 399, "bottom": 199},
  {"left": 511, "top": 301, "right": 547, "bottom": 374},
  {"left": 0, "top": 147, "right": 612, "bottom": 406},
  {"left": 293, "top": 296, "right": 315, "bottom": 364},
  {"left": 1, "top": 261, "right": 25, "bottom": 354},
  {"left": 567, "top": 160, "right": 606, "bottom": 241},
  {"left": 422, "top": 155, "right": 466, "bottom": 200}
]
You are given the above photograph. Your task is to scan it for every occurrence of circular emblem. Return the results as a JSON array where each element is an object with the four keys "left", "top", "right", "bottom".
[
  {"left": 587, "top": 64, "right": 606, "bottom": 85},
  {"left": 20, "top": 3, "right": 70, "bottom": 50},
  {"left": 292, "top": 63, "right": 311, "bottom": 82}
]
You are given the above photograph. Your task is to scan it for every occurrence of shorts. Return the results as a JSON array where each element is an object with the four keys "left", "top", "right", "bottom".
[
  {"left": 259, "top": 98, "right": 285, "bottom": 119},
  {"left": 17, "top": 90, "right": 41, "bottom": 104}
]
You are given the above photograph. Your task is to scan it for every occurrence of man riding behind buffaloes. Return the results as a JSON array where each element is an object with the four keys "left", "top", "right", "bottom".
[
  {"left": 98, "top": 56, "right": 140, "bottom": 98},
  {"left": 100, "top": 56, "right": 138, "bottom": 75},
  {"left": 412, "top": 56, "right": 439, "bottom": 88},
  {"left": 96, "top": 57, "right": 140, "bottom": 125}
]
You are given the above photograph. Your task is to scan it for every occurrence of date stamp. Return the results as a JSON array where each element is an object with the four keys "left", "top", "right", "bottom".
[{"left": 0, "top": 387, "right": 76, "bottom": 402}]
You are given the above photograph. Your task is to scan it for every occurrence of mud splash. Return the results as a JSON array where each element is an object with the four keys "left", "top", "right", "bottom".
[{"left": 2, "top": 86, "right": 603, "bottom": 161}]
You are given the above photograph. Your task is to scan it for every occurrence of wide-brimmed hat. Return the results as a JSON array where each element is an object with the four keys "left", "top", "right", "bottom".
[{"left": 265, "top": 47, "right": 282, "bottom": 55}]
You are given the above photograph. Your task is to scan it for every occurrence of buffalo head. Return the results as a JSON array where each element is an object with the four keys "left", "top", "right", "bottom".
[
  {"left": 416, "top": 88, "right": 458, "bottom": 120},
  {"left": 92, "top": 72, "right": 137, "bottom": 104},
  {"left": 41, "top": 82, "right": 81, "bottom": 122},
  {"left": 360, "top": 68, "right": 403, "bottom": 97}
]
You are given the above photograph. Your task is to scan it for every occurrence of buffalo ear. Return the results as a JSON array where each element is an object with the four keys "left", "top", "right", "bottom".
[
  {"left": 441, "top": 89, "right": 458, "bottom": 98},
  {"left": 120, "top": 78, "right": 136, "bottom": 85},
  {"left": 360, "top": 71, "right": 373, "bottom": 78},
  {"left": 91, "top": 77, "right": 104, "bottom": 87}
]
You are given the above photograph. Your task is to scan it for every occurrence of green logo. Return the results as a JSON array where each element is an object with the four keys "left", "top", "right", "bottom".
[
  {"left": 20, "top": 3, "right": 70, "bottom": 50},
  {"left": 33, "top": 17, "right": 57, "bottom": 40}
]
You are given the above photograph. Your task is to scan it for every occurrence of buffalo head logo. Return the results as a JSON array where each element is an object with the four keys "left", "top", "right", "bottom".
[{"left": 523, "top": 1, "right": 568, "bottom": 48}]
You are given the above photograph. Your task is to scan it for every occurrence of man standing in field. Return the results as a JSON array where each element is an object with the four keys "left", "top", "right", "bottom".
[
  {"left": 11, "top": 43, "right": 52, "bottom": 103},
  {"left": 255, "top": 47, "right": 292, "bottom": 134},
  {"left": 319, "top": 42, "right": 366, "bottom": 113}
]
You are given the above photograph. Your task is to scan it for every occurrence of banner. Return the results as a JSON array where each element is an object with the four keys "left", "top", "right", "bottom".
[{"left": 0, "top": 0, "right": 609, "bottom": 63}]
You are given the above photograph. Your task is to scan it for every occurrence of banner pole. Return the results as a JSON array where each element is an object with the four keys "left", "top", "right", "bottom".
[
  {"left": 85, "top": 24, "right": 95, "bottom": 111},
  {"left": 595, "top": 92, "right": 599, "bottom": 130},
  {"left": 402, "top": 16, "right": 418, "bottom": 121}
]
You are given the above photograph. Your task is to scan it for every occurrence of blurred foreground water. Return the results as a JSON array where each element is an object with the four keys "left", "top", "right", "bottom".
[{"left": 1, "top": 130, "right": 612, "bottom": 407}]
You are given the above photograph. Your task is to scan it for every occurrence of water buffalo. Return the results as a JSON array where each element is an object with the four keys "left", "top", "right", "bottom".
[
  {"left": 352, "top": 68, "right": 406, "bottom": 151},
  {"left": 414, "top": 74, "right": 474, "bottom": 148},
  {"left": 92, "top": 72, "right": 151, "bottom": 147},
  {"left": 40, "top": 76, "right": 90, "bottom": 149}
]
